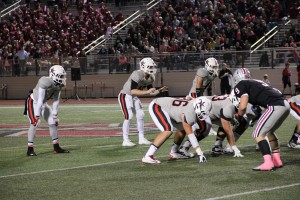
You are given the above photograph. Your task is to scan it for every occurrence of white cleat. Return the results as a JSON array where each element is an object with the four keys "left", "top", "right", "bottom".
[
  {"left": 142, "top": 155, "right": 161, "bottom": 164},
  {"left": 209, "top": 129, "right": 217, "bottom": 136},
  {"left": 287, "top": 141, "right": 300, "bottom": 149},
  {"left": 122, "top": 139, "right": 136, "bottom": 147},
  {"left": 179, "top": 147, "right": 195, "bottom": 158},
  {"left": 139, "top": 138, "right": 152, "bottom": 145},
  {"left": 168, "top": 152, "right": 189, "bottom": 160}
]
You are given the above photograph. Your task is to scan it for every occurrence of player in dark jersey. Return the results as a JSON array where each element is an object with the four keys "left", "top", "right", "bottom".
[{"left": 232, "top": 78, "right": 290, "bottom": 171}]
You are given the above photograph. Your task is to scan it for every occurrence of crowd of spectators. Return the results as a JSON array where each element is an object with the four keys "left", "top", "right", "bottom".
[{"left": 0, "top": 0, "right": 299, "bottom": 75}]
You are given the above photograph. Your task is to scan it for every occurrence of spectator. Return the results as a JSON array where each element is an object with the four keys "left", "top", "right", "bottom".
[
  {"left": 16, "top": 46, "right": 30, "bottom": 76},
  {"left": 263, "top": 74, "right": 271, "bottom": 85},
  {"left": 282, "top": 61, "right": 292, "bottom": 96},
  {"left": 289, "top": 3, "right": 300, "bottom": 27},
  {"left": 259, "top": 51, "right": 270, "bottom": 67},
  {"left": 218, "top": 63, "right": 233, "bottom": 95}
]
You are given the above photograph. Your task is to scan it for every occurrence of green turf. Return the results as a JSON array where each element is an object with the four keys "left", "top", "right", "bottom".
[{"left": 0, "top": 103, "right": 299, "bottom": 200}]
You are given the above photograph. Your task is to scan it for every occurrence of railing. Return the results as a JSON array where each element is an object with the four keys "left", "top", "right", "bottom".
[
  {"left": 81, "top": 0, "right": 162, "bottom": 55},
  {"left": 2, "top": 48, "right": 299, "bottom": 77},
  {"left": 0, "top": 0, "right": 21, "bottom": 21}
]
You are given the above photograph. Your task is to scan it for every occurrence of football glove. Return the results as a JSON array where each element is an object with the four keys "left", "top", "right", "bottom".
[
  {"left": 198, "top": 151, "right": 207, "bottom": 163},
  {"left": 232, "top": 145, "right": 244, "bottom": 157},
  {"left": 53, "top": 115, "right": 59, "bottom": 126},
  {"left": 33, "top": 116, "right": 41, "bottom": 127}
]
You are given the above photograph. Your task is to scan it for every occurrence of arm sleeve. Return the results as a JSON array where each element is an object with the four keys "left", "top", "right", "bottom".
[
  {"left": 52, "top": 91, "right": 61, "bottom": 116},
  {"left": 36, "top": 87, "right": 46, "bottom": 116}
]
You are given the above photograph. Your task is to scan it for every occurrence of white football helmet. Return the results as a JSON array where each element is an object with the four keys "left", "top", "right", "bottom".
[
  {"left": 205, "top": 57, "right": 219, "bottom": 75},
  {"left": 229, "top": 90, "right": 240, "bottom": 109},
  {"left": 193, "top": 97, "right": 212, "bottom": 120},
  {"left": 49, "top": 65, "right": 67, "bottom": 86},
  {"left": 140, "top": 57, "right": 157, "bottom": 75},
  {"left": 233, "top": 68, "right": 251, "bottom": 85}
]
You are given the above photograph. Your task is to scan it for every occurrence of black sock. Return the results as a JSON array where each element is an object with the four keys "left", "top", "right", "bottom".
[{"left": 258, "top": 140, "right": 271, "bottom": 156}]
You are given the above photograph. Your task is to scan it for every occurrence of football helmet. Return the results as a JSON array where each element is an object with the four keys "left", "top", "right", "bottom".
[
  {"left": 193, "top": 97, "right": 212, "bottom": 120},
  {"left": 233, "top": 68, "right": 251, "bottom": 85},
  {"left": 205, "top": 57, "right": 219, "bottom": 75},
  {"left": 140, "top": 57, "right": 157, "bottom": 75},
  {"left": 49, "top": 65, "right": 67, "bottom": 86},
  {"left": 229, "top": 90, "right": 240, "bottom": 109}
]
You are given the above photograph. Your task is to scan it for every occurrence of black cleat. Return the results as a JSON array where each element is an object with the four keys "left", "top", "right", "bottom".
[
  {"left": 27, "top": 147, "right": 37, "bottom": 156},
  {"left": 211, "top": 145, "right": 223, "bottom": 157},
  {"left": 53, "top": 145, "right": 70, "bottom": 154}
]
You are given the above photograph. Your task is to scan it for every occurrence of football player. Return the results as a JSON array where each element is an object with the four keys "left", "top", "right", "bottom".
[
  {"left": 142, "top": 97, "right": 212, "bottom": 164},
  {"left": 232, "top": 73, "right": 290, "bottom": 171},
  {"left": 188, "top": 57, "right": 219, "bottom": 135},
  {"left": 188, "top": 57, "right": 219, "bottom": 98},
  {"left": 287, "top": 95, "right": 300, "bottom": 149},
  {"left": 24, "top": 65, "right": 69, "bottom": 156},
  {"left": 118, "top": 57, "right": 168, "bottom": 147}
]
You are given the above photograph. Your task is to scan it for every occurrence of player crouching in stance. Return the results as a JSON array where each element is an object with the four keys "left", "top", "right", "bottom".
[
  {"left": 142, "top": 97, "right": 212, "bottom": 164},
  {"left": 231, "top": 77, "right": 290, "bottom": 171},
  {"left": 24, "top": 65, "right": 69, "bottom": 156},
  {"left": 118, "top": 57, "right": 168, "bottom": 147}
]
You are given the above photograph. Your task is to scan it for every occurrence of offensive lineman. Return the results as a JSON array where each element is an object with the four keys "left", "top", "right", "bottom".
[
  {"left": 142, "top": 97, "right": 212, "bottom": 164},
  {"left": 118, "top": 57, "right": 168, "bottom": 147},
  {"left": 24, "top": 65, "right": 69, "bottom": 156},
  {"left": 232, "top": 78, "right": 290, "bottom": 171}
]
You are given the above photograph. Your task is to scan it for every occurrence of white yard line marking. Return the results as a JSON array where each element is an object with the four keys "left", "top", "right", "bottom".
[{"left": 203, "top": 183, "right": 300, "bottom": 200}]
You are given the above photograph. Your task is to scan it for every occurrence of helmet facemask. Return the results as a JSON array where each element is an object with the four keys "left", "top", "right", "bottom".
[
  {"left": 205, "top": 57, "right": 219, "bottom": 76},
  {"left": 140, "top": 57, "right": 157, "bottom": 76},
  {"left": 49, "top": 65, "right": 67, "bottom": 86}
]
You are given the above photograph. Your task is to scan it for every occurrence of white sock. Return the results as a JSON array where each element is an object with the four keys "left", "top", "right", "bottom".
[
  {"left": 122, "top": 119, "right": 130, "bottom": 140},
  {"left": 145, "top": 144, "right": 158, "bottom": 157},
  {"left": 182, "top": 140, "right": 191, "bottom": 149},
  {"left": 28, "top": 124, "right": 36, "bottom": 144}
]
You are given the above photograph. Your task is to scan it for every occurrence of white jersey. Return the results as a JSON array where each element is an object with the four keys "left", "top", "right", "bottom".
[
  {"left": 120, "top": 70, "right": 154, "bottom": 96},
  {"left": 32, "top": 77, "right": 62, "bottom": 102},
  {"left": 189, "top": 68, "right": 217, "bottom": 94},
  {"left": 207, "top": 95, "right": 257, "bottom": 126},
  {"left": 288, "top": 95, "right": 300, "bottom": 121},
  {"left": 153, "top": 97, "right": 197, "bottom": 125}
]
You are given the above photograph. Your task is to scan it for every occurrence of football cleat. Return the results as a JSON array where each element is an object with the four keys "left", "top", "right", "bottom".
[
  {"left": 142, "top": 155, "right": 161, "bottom": 164},
  {"left": 27, "top": 147, "right": 37, "bottom": 156},
  {"left": 168, "top": 151, "right": 189, "bottom": 160},
  {"left": 252, "top": 162, "right": 275, "bottom": 171},
  {"left": 211, "top": 145, "right": 223, "bottom": 157},
  {"left": 208, "top": 129, "right": 217, "bottom": 136},
  {"left": 287, "top": 140, "right": 300, "bottom": 149},
  {"left": 122, "top": 139, "right": 136, "bottom": 147},
  {"left": 139, "top": 138, "right": 152, "bottom": 145},
  {"left": 179, "top": 147, "right": 195, "bottom": 158},
  {"left": 54, "top": 146, "right": 70, "bottom": 154}
]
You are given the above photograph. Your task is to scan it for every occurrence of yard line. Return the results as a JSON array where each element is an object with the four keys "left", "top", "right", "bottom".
[
  {"left": 0, "top": 157, "right": 149, "bottom": 178},
  {"left": 0, "top": 145, "right": 256, "bottom": 178},
  {"left": 203, "top": 183, "right": 300, "bottom": 200}
]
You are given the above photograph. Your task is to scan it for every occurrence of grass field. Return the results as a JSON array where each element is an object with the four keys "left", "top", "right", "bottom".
[{"left": 0, "top": 100, "right": 299, "bottom": 200}]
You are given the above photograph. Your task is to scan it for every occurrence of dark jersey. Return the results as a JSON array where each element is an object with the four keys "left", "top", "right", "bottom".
[{"left": 233, "top": 79, "right": 284, "bottom": 108}]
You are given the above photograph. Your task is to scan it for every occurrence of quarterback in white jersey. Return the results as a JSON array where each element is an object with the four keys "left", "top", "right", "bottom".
[
  {"left": 118, "top": 57, "right": 168, "bottom": 147},
  {"left": 142, "top": 97, "right": 212, "bottom": 164},
  {"left": 24, "top": 65, "right": 69, "bottom": 156},
  {"left": 188, "top": 57, "right": 219, "bottom": 98},
  {"left": 287, "top": 95, "right": 300, "bottom": 148}
]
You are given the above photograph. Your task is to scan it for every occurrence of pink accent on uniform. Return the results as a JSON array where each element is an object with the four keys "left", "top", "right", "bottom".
[
  {"left": 272, "top": 153, "right": 283, "bottom": 168},
  {"left": 259, "top": 155, "right": 274, "bottom": 170}
]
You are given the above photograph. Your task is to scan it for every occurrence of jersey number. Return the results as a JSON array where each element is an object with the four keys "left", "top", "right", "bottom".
[{"left": 172, "top": 99, "right": 189, "bottom": 107}]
